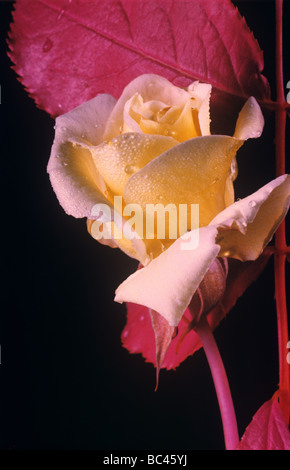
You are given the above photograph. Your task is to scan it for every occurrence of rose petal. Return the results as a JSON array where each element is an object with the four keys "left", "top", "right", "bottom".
[
  {"left": 115, "top": 226, "right": 220, "bottom": 326},
  {"left": 211, "top": 174, "right": 290, "bottom": 261},
  {"left": 106, "top": 220, "right": 151, "bottom": 264},
  {"left": 139, "top": 100, "right": 200, "bottom": 142},
  {"left": 124, "top": 135, "right": 243, "bottom": 228},
  {"left": 122, "top": 249, "right": 271, "bottom": 369},
  {"left": 187, "top": 81, "right": 212, "bottom": 136},
  {"left": 233, "top": 96, "right": 264, "bottom": 141},
  {"left": 86, "top": 133, "right": 177, "bottom": 196},
  {"left": 123, "top": 93, "right": 155, "bottom": 133},
  {"left": 88, "top": 213, "right": 151, "bottom": 265},
  {"left": 103, "top": 74, "right": 209, "bottom": 141},
  {"left": 47, "top": 94, "right": 116, "bottom": 218},
  {"left": 116, "top": 176, "right": 289, "bottom": 326},
  {"left": 223, "top": 97, "right": 264, "bottom": 208},
  {"left": 47, "top": 94, "right": 152, "bottom": 264}
]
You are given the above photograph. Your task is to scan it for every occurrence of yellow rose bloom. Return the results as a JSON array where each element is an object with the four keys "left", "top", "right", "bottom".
[{"left": 47, "top": 74, "right": 290, "bottom": 327}]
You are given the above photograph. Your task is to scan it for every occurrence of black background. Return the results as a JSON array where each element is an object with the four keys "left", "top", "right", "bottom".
[{"left": 0, "top": 0, "right": 289, "bottom": 451}]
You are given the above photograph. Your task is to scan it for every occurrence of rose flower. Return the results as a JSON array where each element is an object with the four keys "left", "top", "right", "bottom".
[{"left": 47, "top": 74, "right": 290, "bottom": 367}]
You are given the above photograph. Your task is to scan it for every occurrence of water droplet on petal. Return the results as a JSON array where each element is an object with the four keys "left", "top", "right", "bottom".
[
  {"left": 124, "top": 164, "right": 136, "bottom": 175},
  {"left": 248, "top": 200, "right": 257, "bottom": 208},
  {"left": 212, "top": 177, "right": 221, "bottom": 185},
  {"left": 42, "top": 38, "right": 53, "bottom": 52}
]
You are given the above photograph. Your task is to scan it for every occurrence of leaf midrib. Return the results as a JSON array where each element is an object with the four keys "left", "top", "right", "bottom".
[{"left": 39, "top": 0, "right": 253, "bottom": 101}]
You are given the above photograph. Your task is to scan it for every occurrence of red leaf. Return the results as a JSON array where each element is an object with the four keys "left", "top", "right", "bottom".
[
  {"left": 237, "top": 396, "right": 290, "bottom": 450},
  {"left": 122, "top": 249, "right": 272, "bottom": 370},
  {"left": 8, "top": 0, "right": 270, "bottom": 118}
]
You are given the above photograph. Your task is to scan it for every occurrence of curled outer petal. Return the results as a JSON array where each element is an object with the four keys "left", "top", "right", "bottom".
[
  {"left": 115, "top": 226, "right": 220, "bottom": 326},
  {"left": 47, "top": 93, "right": 116, "bottom": 218},
  {"left": 211, "top": 174, "right": 290, "bottom": 261},
  {"left": 115, "top": 175, "right": 290, "bottom": 326}
]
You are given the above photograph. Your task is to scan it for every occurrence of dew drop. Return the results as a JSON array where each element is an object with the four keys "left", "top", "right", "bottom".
[
  {"left": 94, "top": 123, "right": 99, "bottom": 128},
  {"left": 212, "top": 177, "right": 221, "bottom": 185},
  {"left": 124, "top": 164, "right": 136, "bottom": 175},
  {"left": 42, "top": 38, "right": 53, "bottom": 52},
  {"left": 223, "top": 250, "right": 232, "bottom": 257},
  {"left": 57, "top": 9, "right": 65, "bottom": 20},
  {"left": 123, "top": 329, "right": 129, "bottom": 338},
  {"left": 140, "top": 315, "right": 145, "bottom": 322},
  {"left": 248, "top": 200, "right": 257, "bottom": 208}
]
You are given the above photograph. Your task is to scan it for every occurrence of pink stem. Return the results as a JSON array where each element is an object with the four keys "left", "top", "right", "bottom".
[
  {"left": 195, "top": 316, "right": 239, "bottom": 450},
  {"left": 275, "top": 0, "right": 290, "bottom": 425}
]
